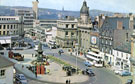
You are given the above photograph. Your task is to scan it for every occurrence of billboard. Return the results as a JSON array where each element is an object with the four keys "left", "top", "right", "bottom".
[{"left": 91, "top": 36, "right": 97, "bottom": 45}]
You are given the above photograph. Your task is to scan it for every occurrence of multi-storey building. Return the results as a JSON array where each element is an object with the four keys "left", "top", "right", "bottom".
[
  {"left": 15, "top": 9, "right": 34, "bottom": 29},
  {"left": 56, "top": 16, "right": 78, "bottom": 48},
  {"left": 0, "top": 16, "right": 24, "bottom": 36},
  {"left": 99, "top": 14, "right": 135, "bottom": 66},
  {"left": 32, "top": 0, "right": 39, "bottom": 20},
  {"left": 77, "top": 0, "right": 93, "bottom": 52}
]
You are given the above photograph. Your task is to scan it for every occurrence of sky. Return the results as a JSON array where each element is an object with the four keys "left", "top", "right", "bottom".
[{"left": 0, "top": 0, "right": 135, "bottom": 13}]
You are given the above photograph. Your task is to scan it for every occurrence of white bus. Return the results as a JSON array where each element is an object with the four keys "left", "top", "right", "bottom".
[
  {"left": 86, "top": 51, "right": 103, "bottom": 68},
  {"left": 48, "top": 40, "right": 56, "bottom": 49}
]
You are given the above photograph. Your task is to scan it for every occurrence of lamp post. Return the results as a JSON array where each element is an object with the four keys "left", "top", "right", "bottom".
[{"left": 75, "top": 43, "right": 79, "bottom": 72}]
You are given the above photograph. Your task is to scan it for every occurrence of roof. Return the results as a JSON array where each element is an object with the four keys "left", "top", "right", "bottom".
[
  {"left": 80, "top": 0, "right": 89, "bottom": 15},
  {"left": 114, "top": 41, "right": 131, "bottom": 54},
  {"left": 0, "top": 56, "right": 14, "bottom": 68},
  {"left": 101, "top": 17, "right": 130, "bottom": 30}
]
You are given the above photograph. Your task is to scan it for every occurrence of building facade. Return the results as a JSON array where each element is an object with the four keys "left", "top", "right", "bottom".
[
  {"left": 56, "top": 16, "right": 78, "bottom": 48},
  {"left": 113, "top": 42, "right": 131, "bottom": 71},
  {"left": 0, "top": 16, "right": 24, "bottom": 36},
  {"left": 15, "top": 9, "right": 34, "bottom": 29},
  {"left": 99, "top": 15, "right": 134, "bottom": 66},
  {"left": 32, "top": 0, "right": 39, "bottom": 20},
  {"left": 78, "top": 0, "right": 93, "bottom": 52},
  {"left": 0, "top": 56, "right": 14, "bottom": 84}
]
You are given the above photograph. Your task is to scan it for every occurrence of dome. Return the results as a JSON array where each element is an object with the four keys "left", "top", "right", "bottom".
[{"left": 80, "top": 1, "right": 89, "bottom": 15}]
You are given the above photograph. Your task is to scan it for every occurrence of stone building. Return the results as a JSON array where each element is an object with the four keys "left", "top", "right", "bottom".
[
  {"left": 99, "top": 14, "right": 135, "bottom": 65},
  {"left": 0, "top": 16, "right": 24, "bottom": 36},
  {"left": 77, "top": 0, "right": 93, "bottom": 52},
  {"left": 56, "top": 16, "right": 78, "bottom": 48},
  {"left": 32, "top": 0, "right": 39, "bottom": 20}
]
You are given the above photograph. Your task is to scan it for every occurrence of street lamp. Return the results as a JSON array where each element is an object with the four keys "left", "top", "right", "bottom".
[{"left": 75, "top": 43, "right": 79, "bottom": 72}]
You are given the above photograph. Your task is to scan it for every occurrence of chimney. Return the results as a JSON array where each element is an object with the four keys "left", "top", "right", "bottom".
[{"left": 117, "top": 21, "right": 123, "bottom": 29}]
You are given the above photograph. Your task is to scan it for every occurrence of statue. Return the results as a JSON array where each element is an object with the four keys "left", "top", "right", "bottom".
[{"left": 36, "top": 42, "right": 44, "bottom": 62}]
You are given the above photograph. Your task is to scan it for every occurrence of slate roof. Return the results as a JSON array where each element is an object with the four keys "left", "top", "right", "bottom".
[
  {"left": 114, "top": 41, "right": 131, "bottom": 54},
  {"left": 0, "top": 56, "right": 14, "bottom": 68},
  {"left": 101, "top": 17, "right": 130, "bottom": 30}
]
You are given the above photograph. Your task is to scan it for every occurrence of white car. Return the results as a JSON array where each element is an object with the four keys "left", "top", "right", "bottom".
[
  {"left": 114, "top": 69, "right": 123, "bottom": 75},
  {"left": 94, "top": 63, "right": 103, "bottom": 68}
]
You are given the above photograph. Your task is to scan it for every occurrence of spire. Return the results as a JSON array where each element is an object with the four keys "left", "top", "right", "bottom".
[
  {"left": 80, "top": 0, "right": 89, "bottom": 15},
  {"left": 36, "top": 0, "right": 39, "bottom": 3}
]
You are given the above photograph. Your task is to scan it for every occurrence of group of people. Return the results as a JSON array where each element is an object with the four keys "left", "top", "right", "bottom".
[{"left": 66, "top": 79, "right": 71, "bottom": 84}]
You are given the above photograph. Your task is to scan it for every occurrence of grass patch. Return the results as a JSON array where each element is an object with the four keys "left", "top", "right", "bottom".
[{"left": 48, "top": 55, "right": 75, "bottom": 67}]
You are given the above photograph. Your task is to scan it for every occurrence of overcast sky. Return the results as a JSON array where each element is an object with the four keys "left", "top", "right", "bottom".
[{"left": 0, "top": 0, "right": 135, "bottom": 13}]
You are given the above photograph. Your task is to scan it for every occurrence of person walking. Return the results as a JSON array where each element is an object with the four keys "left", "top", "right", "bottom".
[
  {"left": 68, "top": 79, "right": 71, "bottom": 84},
  {"left": 66, "top": 79, "right": 68, "bottom": 84}
]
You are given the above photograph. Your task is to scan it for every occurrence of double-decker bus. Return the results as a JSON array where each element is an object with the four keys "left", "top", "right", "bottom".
[
  {"left": 48, "top": 40, "right": 56, "bottom": 49},
  {"left": 86, "top": 51, "right": 103, "bottom": 67}
]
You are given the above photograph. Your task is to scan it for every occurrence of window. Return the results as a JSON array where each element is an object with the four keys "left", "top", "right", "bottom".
[
  {"left": 0, "top": 31, "right": 1, "bottom": 35},
  {"left": 66, "top": 24, "right": 68, "bottom": 28},
  {"left": 7, "top": 25, "right": 9, "bottom": 29},
  {"left": 0, "top": 25, "right": 1, "bottom": 29},
  {"left": 117, "top": 51, "right": 119, "bottom": 56},
  {"left": 0, "top": 69, "right": 5, "bottom": 77},
  {"left": 121, "top": 53, "right": 123, "bottom": 57},
  {"left": 3, "top": 31, "right": 5, "bottom": 35},
  {"left": 71, "top": 32, "right": 74, "bottom": 36},
  {"left": 7, "top": 31, "right": 9, "bottom": 35},
  {"left": 65, "top": 31, "right": 68, "bottom": 36},
  {"left": 11, "top": 25, "right": 13, "bottom": 29},
  {"left": 3, "top": 25, "right": 6, "bottom": 29},
  {"left": 72, "top": 24, "right": 74, "bottom": 28},
  {"left": 126, "top": 54, "right": 128, "bottom": 59}
]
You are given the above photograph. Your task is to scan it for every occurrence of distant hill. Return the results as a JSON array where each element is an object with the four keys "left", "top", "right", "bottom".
[{"left": 0, "top": 6, "right": 114, "bottom": 20}]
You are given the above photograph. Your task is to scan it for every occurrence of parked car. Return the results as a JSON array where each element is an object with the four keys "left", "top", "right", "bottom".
[
  {"left": 125, "top": 79, "right": 133, "bottom": 84},
  {"left": 15, "top": 74, "right": 28, "bottom": 84},
  {"left": 59, "top": 49, "right": 64, "bottom": 53},
  {"left": 13, "top": 53, "right": 24, "bottom": 61},
  {"left": 82, "top": 68, "right": 95, "bottom": 76},
  {"left": 86, "top": 69, "right": 95, "bottom": 76},
  {"left": 120, "top": 71, "right": 131, "bottom": 76},
  {"left": 84, "top": 61, "right": 92, "bottom": 67},
  {"left": 114, "top": 69, "right": 123, "bottom": 75}
]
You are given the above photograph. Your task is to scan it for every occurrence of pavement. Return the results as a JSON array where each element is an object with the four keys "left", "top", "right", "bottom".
[
  {"left": 0, "top": 46, "right": 124, "bottom": 84},
  {"left": 1, "top": 49, "right": 90, "bottom": 84}
]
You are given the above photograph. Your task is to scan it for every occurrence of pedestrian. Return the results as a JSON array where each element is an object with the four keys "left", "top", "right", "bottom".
[
  {"left": 66, "top": 79, "right": 68, "bottom": 84},
  {"left": 22, "top": 65, "right": 24, "bottom": 69},
  {"left": 32, "top": 54, "right": 33, "bottom": 57},
  {"left": 68, "top": 79, "right": 70, "bottom": 84}
]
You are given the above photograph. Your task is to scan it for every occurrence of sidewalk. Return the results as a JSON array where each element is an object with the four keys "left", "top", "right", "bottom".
[{"left": 2, "top": 49, "right": 90, "bottom": 84}]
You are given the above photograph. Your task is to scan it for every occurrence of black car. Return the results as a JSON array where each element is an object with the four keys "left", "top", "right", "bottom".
[
  {"left": 126, "top": 79, "right": 133, "bottom": 84},
  {"left": 82, "top": 68, "right": 95, "bottom": 76}
]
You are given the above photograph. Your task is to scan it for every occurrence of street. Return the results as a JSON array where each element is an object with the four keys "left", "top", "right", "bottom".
[{"left": 12, "top": 45, "right": 122, "bottom": 84}]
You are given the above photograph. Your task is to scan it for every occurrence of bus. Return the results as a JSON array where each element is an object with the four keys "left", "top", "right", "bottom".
[
  {"left": 48, "top": 40, "right": 57, "bottom": 49},
  {"left": 86, "top": 51, "right": 103, "bottom": 68}
]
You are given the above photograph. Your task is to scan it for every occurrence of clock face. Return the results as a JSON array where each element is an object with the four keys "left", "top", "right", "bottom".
[{"left": 91, "top": 36, "right": 97, "bottom": 44}]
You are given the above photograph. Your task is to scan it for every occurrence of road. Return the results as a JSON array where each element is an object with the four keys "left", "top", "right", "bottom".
[
  {"left": 11, "top": 45, "right": 122, "bottom": 84},
  {"left": 43, "top": 47, "right": 122, "bottom": 84}
]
